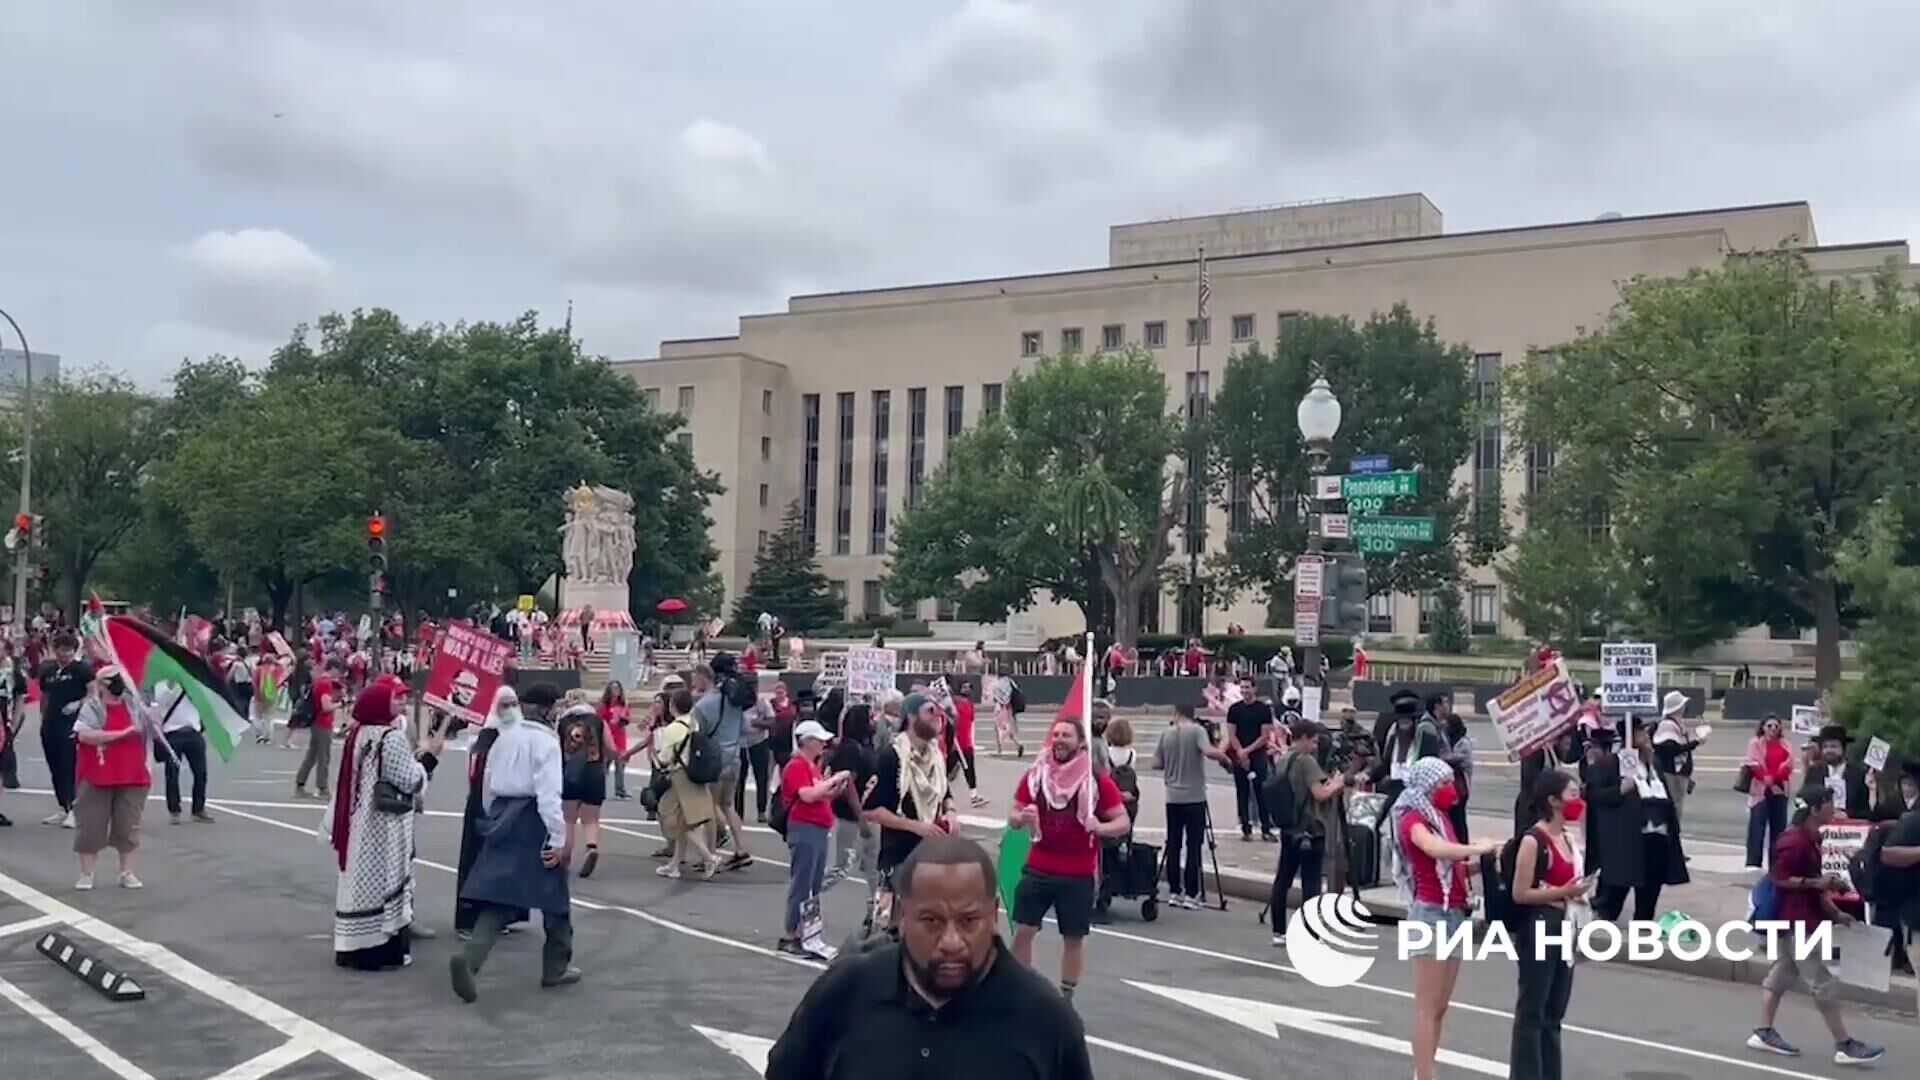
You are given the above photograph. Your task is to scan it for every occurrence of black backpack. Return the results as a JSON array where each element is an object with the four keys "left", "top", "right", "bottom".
[
  {"left": 1850, "top": 824, "right": 1892, "bottom": 903},
  {"left": 1483, "top": 830, "right": 1548, "bottom": 930},
  {"left": 725, "top": 673, "right": 759, "bottom": 711},
  {"left": 1263, "top": 753, "right": 1301, "bottom": 833},
  {"left": 680, "top": 726, "right": 725, "bottom": 785},
  {"left": 1008, "top": 684, "right": 1027, "bottom": 714}
]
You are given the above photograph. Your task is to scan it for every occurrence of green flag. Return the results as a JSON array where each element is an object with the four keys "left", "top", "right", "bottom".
[{"left": 997, "top": 827, "right": 1031, "bottom": 932}]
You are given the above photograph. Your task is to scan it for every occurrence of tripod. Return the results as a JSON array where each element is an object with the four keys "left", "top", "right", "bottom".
[{"left": 1198, "top": 803, "right": 1228, "bottom": 911}]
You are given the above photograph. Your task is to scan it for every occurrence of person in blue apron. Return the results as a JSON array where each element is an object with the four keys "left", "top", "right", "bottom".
[{"left": 450, "top": 683, "right": 581, "bottom": 1002}]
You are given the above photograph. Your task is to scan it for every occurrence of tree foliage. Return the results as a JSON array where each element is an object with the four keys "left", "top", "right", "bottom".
[
  {"left": 1426, "top": 577, "right": 1470, "bottom": 654},
  {"left": 1207, "top": 305, "right": 1479, "bottom": 611},
  {"left": 733, "top": 502, "right": 840, "bottom": 633},
  {"left": 1832, "top": 498, "right": 1920, "bottom": 754},
  {"left": 1497, "top": 456, "right": 1634, "bottom": 648},
  {"left": 886, "top": 349, "right": 1180, "bottom": 647},
  {"left": 1509, "top": 252, "right": 1920, "bottom": 687}
]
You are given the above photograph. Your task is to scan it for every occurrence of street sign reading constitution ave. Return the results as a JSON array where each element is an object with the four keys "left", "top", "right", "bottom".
[
  {"left": 1347, "top": 515, "right": 1436, "bottom": 543},
  {"left": 1340, "top": 471, "right": 1418, "bottom": 500}
]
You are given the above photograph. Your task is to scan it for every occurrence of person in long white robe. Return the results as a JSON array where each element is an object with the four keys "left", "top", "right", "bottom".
[{"left": 323, "top": 677, "right": 431, "bottom": 971}]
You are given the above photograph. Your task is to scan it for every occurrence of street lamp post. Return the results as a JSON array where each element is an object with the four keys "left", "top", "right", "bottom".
[
  {"left": 1296, "top": 375, "right": 1342, "bottom": 712},
  {"left": 0, "top": 307, "right": 31, "bottom": 643}
]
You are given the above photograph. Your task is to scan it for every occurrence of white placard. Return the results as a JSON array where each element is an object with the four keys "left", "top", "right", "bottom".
[
  {"left": 927, "top": 676, "right": 955, "bottom": 714},
  {"left": 1314, "top": 475, "right": 1343, "bottom": 501},
  {"left": 1820, "top": 818, "right": 1871, "bottom": 890},
  {"left": 1487, "top": 659, "right": 1582, "bottom": 760},
  {"left": 1865, "top": 736, "right": 1891, "bottom": 772},
  {"left": 1599, "top": 642, "right": 1658, "bottom": 714},
  {"left": 1293, "top": 555, "right": 1325, "bottom": 597},
  {"left": 1790, "top": 705, "right": 1821, "bottom": 737},
  {"left": 1616, "top": 747, "right": 1642, "bottom": 779},
  {"left": 1321, "top": 513, "right": 1350, "bottom": 541},
  {"left": 1833, "top": 922, "right": 1893, "bottom": 992},
  {"left": 846, "top": 647, "right": 898, "bottom": 696},
  {"left": 1292, "top": 555, "right": 1324, "bottom": 648},
  {"left": 817, "top": 651, "right": 847, "bottom": 691}
]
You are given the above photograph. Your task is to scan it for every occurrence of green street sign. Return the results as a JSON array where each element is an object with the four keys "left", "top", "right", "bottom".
[
  {"left": 1340, "top": 471, "right": 1418, "bottom": 500},
  {"left": 1348, "top": 515, "right": 1436, "bottom": 544},
  {"left": 1348, "top": 495, "right": 1387, "bottom": 515},
  {"left": 1356, "top": 535, "right": 1400, "bottom": 555}
]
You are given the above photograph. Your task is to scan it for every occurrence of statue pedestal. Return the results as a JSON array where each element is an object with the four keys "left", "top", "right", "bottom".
[{"left": 561, "top": 581, "right": 635, "bottom": 633}]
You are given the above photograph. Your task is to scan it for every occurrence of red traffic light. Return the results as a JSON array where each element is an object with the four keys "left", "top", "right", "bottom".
[
  {"left": 367, "top": 514, "right": 386, "bottom": 539},
  {"left": 12, "top": 513, "right": 30, "bottom": 532}
]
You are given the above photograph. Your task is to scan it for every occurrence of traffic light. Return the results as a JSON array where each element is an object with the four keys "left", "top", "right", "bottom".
[
  {"left": 1318, "top": 551, "right": 1370, "bottom": 636},
  {"left": 5, "top": 512, "right": 27, "bottom": 551},
  {"left": 30, "top": 514, "right": 45, "bottom": 548},
  {"left": 367, "top": 513, "right": 388, "bottom": 610}
]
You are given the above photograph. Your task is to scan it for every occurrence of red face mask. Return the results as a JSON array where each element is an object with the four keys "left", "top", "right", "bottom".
[
  {"left": 1561, "top": 796, "right": 1587, "bottom": 823},
  {"left": 1431, "top": 783, "right": 1459, "bottom": 812}
]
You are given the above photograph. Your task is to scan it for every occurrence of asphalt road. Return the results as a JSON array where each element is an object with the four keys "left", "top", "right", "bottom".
[{"left": 1, "top": 737, "right": 1913, "bottom": 1080}]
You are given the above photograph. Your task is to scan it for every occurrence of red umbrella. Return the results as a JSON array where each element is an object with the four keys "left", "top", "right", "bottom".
[{"left": 656, "top": 598, "right": 688, "bottom": 614}]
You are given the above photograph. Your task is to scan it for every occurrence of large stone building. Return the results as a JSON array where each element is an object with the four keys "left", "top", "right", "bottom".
[{"left": 614, "top": 195, "right": 1912, "bottom": 656}]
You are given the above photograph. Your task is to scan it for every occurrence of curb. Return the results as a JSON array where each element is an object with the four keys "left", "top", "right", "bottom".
[{"left": 1213, "top": 871, "right": 1917, "bottom": 1015}]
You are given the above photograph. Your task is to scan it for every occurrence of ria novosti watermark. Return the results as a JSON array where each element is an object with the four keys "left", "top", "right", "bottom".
[{"left": 1286, "top": 894, "right": 1836, "bottom": 990}]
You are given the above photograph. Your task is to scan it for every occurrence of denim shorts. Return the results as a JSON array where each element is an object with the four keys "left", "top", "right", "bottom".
[{"left": 1403, "top": 902, "right": 1469, "bottom": 957}]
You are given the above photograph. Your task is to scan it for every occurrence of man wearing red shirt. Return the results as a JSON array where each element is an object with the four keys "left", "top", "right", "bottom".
[
  {"left": 295, "top": 660, "right": 343, "bottom": 800},
  {"left": 1009, "top": 717, "right": 1130, "bottom": 1000}
]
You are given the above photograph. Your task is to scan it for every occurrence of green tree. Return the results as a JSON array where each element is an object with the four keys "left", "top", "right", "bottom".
[
  {"left": 733, "top": 502, "right": 840, "bottom": 632},
  {"left": 1509, "top": 252, "right": 1920, "bottom": 688},
  {"left": 886, "top": 349, "right": 1180, "bottom": 647},
  {"left": 1208, "top": 305, "right": 1479, "bottom": 612},
  {"left": 1426, "top": 577, "right": 1470, "bottom": 654},
  {"left": 1497, "top": 459, "right": 1634, "bottom": 649},
  {"left": 1832, "top": 498, "right": 1920, "bottom": 754},
  {"left": 0, "top": 374, "right": 169, "bottom": 620}
]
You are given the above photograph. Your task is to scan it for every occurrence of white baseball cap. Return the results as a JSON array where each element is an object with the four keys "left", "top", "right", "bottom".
[{"left": 794, "top": 720, "right": 833, "bottom": 743}]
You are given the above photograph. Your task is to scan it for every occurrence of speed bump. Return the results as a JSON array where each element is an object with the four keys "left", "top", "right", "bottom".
[{"left": 36, "top": 930, "right": 145, "bottom": 1001}]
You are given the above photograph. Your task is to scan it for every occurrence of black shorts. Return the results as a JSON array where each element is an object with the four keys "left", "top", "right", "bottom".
[
  {"left": 1012, "top": 868, "right": 1096, "bottom": 938},
  {"left": 562, "top": 766, "right": 607, "bottom": 806}
]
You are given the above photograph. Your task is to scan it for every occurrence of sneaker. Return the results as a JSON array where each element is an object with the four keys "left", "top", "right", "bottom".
[
  {"left": 1240, "top": 827, "right": 1253, "bottom": 842},
  {"left": 193, "top": 812, "right": 215, "bottom": 824},
  {"left": 1834, "top": 1039, "right": 1884, "bottom": 1067},
  {"left": 702, "top": 855, "right": 724, "bottom": 881},
  {"left": 170, "top": 812, "right": 184, "bottom": 825},
  {"left": 540, "top": 966, "right": 583, "bottom": 989},
  {"left": 655, "top": 863, "right": 682, "bottom": 879},
  {"left": 776, "top": 938, "right": 811, "bottom": 957},
  {"left": 42, "top": 810, "right": 65, "bottom": 826},
  {"left": 725, "top": 852, "right": 754, "bottom": 872},
  {"left": 61, "top": 811, "right": 74, "bottom": 829},
  {"left": 579, "top": 846, "right": 599, "bottom": 879},
  {"left": 1747, "top": 1028, "right": 1800, "bottom": 1057},
  {"left": 1261, "top": 829, "right": 1279, "bottom": 843},
  {"left": 1272, "top": 935, "right": 1285, "bottom": 948},
  {"left": 75, "top": 873, "right": 94, "bottom": 891},
  {"left": 970, "top": 793, "right": 988, "bottom": 808},
  {"left": 118, "top": 873, "right": 143, "bottom": 890}
]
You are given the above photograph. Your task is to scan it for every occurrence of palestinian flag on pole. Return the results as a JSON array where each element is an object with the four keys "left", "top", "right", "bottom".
[{"left": 103, "top": 615, "right": 248, "bottom": 762}]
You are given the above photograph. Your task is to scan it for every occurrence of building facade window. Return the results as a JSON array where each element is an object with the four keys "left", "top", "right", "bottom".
[
  {"left": 943, "top": 385, "right": 964, "bottom": 442},
  {"left": 758, "top": 483, "right": 769, "bottom": 508},
  {"left": 1060, "top": 327, "right": 1082, "bottom": 354},
  {"left": 758, "top": 530, "right": 769, "bottom": 553},
  {"left": 1277, "top": 311, "right": 1304, "bottom": 338},
  {"left": 936, "top": 596, "right": 959, "bottom": 621},
  {"left": 1101, "top": 324, "right": 1124, "bottom": 351},
  {"left": 761, "top": 388, "right": 773, "bottom": 415},
  {"left": 907, "top": 387, "right": 927, "bottom": 510},
  {"left": 1144, "top": 321, "right": 1167, "bottom": 349},
  {"left": 1474, "top": 353, "right": 1502, "bottom": 522},
  {"left": 1227, "top": 470, "right": 1252, "bottom": 533},
  {"left": 1418, "top": 592, "right": 1437, "bottom": 635},
  {"left": 1470, "top": 585, "right": 1499, "bottom": 636},
  {"left": 801, "top": 394, "right": 821, "bottom": 551},
  {"left": 862, "top": 581, "right": 884, "bottom": 619},
  {"left": 1231, "top": 314, "right": 1255, "bottom": 342},
  {"left": 1368, "top": 592, "right": 1395, "bottom": 634},
  {"left": 870, "top": 390, "right": 892, "bottom": 554},
  {"left": 760, "top": 436, "right": 771, "bottom": 462},
  {"left": 829, "top": 580, "right": 848, "bottom": 618},
  {"left": 982, "top": 382, "right": 1004, "bottom": 418},
  {"left": 1020, "top": 330, "right": 1042, "bottom": 357},
  {"left": 834, "top": 392, "right": 854, "bottom": 555},
  {"left": 677, "top": 385, "right": 695, "bottom": 413},
  {"left": 1186, "top": 317, "right": 1212, "bottom": 346},
  {"left": 1525, "top": 441, "right": 1555, "bottom": 505},
  {"left": 676, "top": 431, "right": 692, "bottom": 452},
  {"left": 643, "top": 387, "right": 661, "bottom": 411}
]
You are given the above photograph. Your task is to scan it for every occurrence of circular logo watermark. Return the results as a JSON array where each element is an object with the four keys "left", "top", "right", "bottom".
[{"left": 1286, "top": 893, "right": 1378, "bottom": 988}]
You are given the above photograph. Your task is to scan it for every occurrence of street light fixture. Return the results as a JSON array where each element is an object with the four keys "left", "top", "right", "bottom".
[{"left": 1296, "top": 374, "right": 1342, "bottom": 712}]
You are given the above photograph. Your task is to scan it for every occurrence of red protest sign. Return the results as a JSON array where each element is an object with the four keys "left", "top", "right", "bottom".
[{"left": 421, "top": 623, "right": 514, "bottom": 725}]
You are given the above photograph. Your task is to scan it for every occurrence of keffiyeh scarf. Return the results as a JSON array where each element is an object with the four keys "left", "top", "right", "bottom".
[
  {"left": 1387, "top": 757, "right": 1460, "bottom": 910},
  {"left": 893, "top": 732, "right": 948, "bottom": 823}
]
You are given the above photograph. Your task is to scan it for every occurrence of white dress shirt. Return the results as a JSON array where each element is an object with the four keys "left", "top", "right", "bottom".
[
  {"left": 483, "top": 721, "right": 566, "bottom": 849},
  {"left": 155, "top": 685, "right": 202, "bottom": 734}
]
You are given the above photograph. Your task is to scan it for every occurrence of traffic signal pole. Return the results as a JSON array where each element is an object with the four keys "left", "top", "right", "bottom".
[
  {"left": 367, "top": 513, "right": 387, "bottom": 671},
  {"left": 2, "top": 308, "right": 32, "bottom": 640}
]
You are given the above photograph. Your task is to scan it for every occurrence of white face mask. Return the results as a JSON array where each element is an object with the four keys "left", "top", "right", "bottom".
[{"left": 496, "top": 706, "right": 524, "bottom": 727}]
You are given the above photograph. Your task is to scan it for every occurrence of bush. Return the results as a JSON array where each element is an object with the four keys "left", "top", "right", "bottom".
[{"left": 820, "top": 615, "right": 933, "bottom": 639}]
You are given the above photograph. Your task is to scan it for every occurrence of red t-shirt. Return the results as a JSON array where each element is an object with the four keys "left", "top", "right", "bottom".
[
  {"left": 1770, "top": 826, "right": 1827, "bottom": 926},
  {"left": 953, "top": 698, "right": 976, "bottom": 752},
  {"left": 311, "top": 677, "right": 338, "bottom": 730},
  {"left": 1397, "top": 810, "right": 1469, "bottom": 910},
  {"left": 1014, "top": 772, "right": 1125, "bottom": 878},
  {"left": 600, "top": 704, "right": 631, "bottom": 754},
  {"left": 781, "top": 755, "right": 836, "bottom": 829}
]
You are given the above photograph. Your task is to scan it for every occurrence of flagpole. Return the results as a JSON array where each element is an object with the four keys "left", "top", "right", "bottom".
[{"left": 1186, "top": 246, "right": 1206, "bottom": 637}]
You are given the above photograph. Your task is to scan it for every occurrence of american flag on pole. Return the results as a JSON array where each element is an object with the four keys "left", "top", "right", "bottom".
[{"left": 1197, "top": 249, "right": 1210, "bottom": 317}]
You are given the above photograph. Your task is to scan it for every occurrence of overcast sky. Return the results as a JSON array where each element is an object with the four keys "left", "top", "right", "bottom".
[{"left": 5, "top": 0, "right": 1918, "bottom": 387}]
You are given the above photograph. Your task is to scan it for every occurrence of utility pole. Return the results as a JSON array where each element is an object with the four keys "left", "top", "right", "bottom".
[{"left": 1, "top": 307, "right": 32, "bottom": 644}]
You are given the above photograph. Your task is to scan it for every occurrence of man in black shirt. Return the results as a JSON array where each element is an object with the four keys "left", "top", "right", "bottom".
[
  {"left": 1877, "top": 761, "right": 1920, "bottom": 985},
  {"left": 863, "top": 693, "right": 955, "bottom": 930},
  {"left": 767, "top": 835, "right": 1094, "bottom": 1080},
  {"left": 35, "top": 631, "right": 93, "bottom": 827},
  {"left": 1225, "top": 676, "right": 1276, "bottom": 842}
]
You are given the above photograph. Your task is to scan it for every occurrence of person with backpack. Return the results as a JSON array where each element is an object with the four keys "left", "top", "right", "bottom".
[
  {"left": 654, "top": 687, "right": 723, "bottom": 880},
  {"left": 1748, "top": 785, "right": 1885, "bottom": 1066},
  {"left": 776, "top": 720, "right": 849, "bottom": 959},
  {"left": 993, "top": 674, "right": 1027, "bottom": 758},
  {"left": 555, "top": 694, "right": 609, "bottom": 878},
  {"left": 1266, "top": 720, "right": 1345, "bottom": 946},
  {"left": 1506, "top": 770, "right": 1597, "bottom": 1080},
  {"left": 692, "top": 657, "right": 757, "bottom": 871}
]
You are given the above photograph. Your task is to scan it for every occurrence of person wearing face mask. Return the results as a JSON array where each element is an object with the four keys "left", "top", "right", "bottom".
[
  {"left": 1009, "top": 717, "right": 1130, "bottom": 999},
  {"left": 862, "top": 693, "right": 955, "bottom": 935},
  {"left": 456, "top": 685, "right": 547, "bottom": 939},
  {"left": 71, "top": 665, "right": 160, "bottom": 890},
  {"left": 1508, "top": 770, "right": 1598, "bottom": 1080},
  {"left": 1590, "top": 718, "right": 1690, "bottom": 923},
  {"left": 1389, "top": 758, "right": 1500, "bottom": 1080},
  {"left": 766, "top": 835, "right": 1094, "bottom": 1080}
]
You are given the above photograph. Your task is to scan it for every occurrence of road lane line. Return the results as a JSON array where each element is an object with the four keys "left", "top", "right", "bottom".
[
  {"left": 0, "top": 913, "right": 62, "bottom": 939},
  {"left": 0, "top": 870, "right": 435, "bottom": 1080},
  {"left": 200, "top": 796, "right": 1840, "bottom": 1080},
  {"left": 204, "top": 1037, "right": 317, "bottom": 1080},
  {"left": 0, "top": 972, "right": 159, "bottom": 1080}
]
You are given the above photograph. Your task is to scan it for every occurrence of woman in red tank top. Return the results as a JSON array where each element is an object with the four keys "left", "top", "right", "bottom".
[
  {"left": 71, "top": 665, "right": 156, "bottom": 891},
  {"left": 1508, "top": 770, "right": 1598, "bottom": 1080}
]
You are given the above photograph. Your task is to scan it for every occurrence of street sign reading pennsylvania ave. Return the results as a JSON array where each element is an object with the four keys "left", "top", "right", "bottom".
[{"left": 1340, "top": 471, "right": 1418, "bottom": 500}]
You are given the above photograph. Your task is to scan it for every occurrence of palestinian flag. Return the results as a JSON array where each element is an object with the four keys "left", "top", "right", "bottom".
[{"left": 104, "top": 615, "right": 248, "bottom": 762}]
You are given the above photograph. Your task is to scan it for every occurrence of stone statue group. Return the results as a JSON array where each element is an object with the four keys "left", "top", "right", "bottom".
[{"left": 559, "top": 482, "right": 636, "bottom": 585}]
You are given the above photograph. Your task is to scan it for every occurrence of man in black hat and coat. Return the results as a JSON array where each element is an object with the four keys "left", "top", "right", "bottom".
[
  {"left": 1873, "top": 759, "right": 1920, "bottom": 979},
  {"left": 1369, "top": 688, "right": 1444, "bottom": 800},
  {"left": 1804, "top": 724, "right": 1873, "bottom": 821}
]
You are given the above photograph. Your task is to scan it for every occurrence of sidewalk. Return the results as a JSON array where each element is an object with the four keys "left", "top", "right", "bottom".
[{"left": 956, "top": 749, "right": 1918, "bottom": 1014}]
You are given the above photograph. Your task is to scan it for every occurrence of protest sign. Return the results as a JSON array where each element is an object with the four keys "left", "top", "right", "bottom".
[
  {"left": 1488, "top": 659, "right": 1582, "bottom": 760},
  {"left": 817, "top": 651, "right": 847, "bottom": 691},
  {"left": 1833, "top": 923, "right": 1894, "bottom": 992},
  {"left": 1790, "top": 705, "right": 1821, "bottom": 737},
  {"left": 927, "top": 676, "right": 955, "bottom": 715},
  {"left": 1599, "top": 642, "right": 1658, "bottom": 714},
  {"left": 421, "top": 622, "right": 514, "bottom": 726},
  {"left": 1820, "top": 818, "right": 1872, "bottom": 897},
  {"left": 846, "top": 647, "right": 898, "bottom": 696},
  {"left": 1617, "top": 747, "right": 1642, "bottom": 779},
  {"left": 1865, "top": 737, "right": 1891, "bottom": 772}
]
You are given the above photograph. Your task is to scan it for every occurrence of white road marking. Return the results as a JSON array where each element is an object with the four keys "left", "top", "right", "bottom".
[
  {"left": 204, "top": 1038, "right": 317, "bottom": 1080},
  {"left": 0, "top": 913, "right": 62, "bottom": 939},
  {"left": 0, "top": 869, "right": 436, "bottom": 1080},
  {"left": 0, "top": 972, "right": 158, "bottom": 1080},
  {"left": 693, "top": 1024, "right": 772, "bottom": 1075}
]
